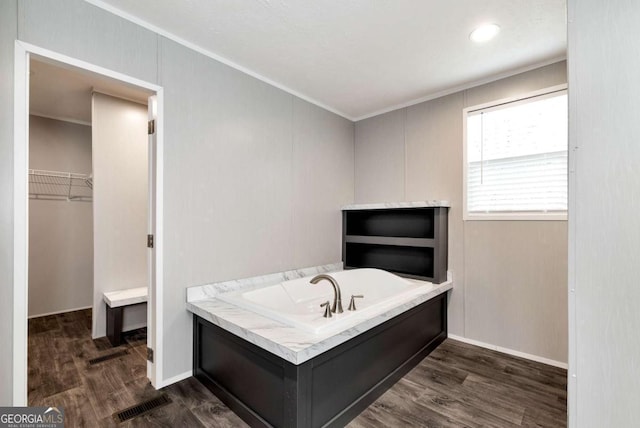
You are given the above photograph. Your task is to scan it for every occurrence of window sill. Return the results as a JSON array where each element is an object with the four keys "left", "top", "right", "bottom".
[{"left": 464, "top": 212, "right": 567, "bottom": 221}]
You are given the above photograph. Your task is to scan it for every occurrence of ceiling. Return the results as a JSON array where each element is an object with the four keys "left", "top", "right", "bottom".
[
  {"left": 91, "top": 0, "right": 566, "bottom": 121},
  {"left": 30, "top": 57, "right": 152, "bottom": 124}
]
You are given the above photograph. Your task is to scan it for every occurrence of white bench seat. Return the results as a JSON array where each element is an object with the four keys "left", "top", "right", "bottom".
[
  {"left": 102, "top": 287, "right": 148, "bottom": 346},
  {"left": 103, "top": 286, "right": 148, "bottom": 308}
]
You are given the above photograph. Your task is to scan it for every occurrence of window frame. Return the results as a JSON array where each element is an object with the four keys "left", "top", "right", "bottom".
[{"left": 462, "top": 84, "right": 568, "bottom": 221}]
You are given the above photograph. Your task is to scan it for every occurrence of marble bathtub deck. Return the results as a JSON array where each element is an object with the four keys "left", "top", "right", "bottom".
[{"left": 186, "top": 263, "right": 453, "bottom": 365}]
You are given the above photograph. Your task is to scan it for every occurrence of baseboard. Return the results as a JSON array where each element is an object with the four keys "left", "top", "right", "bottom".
[
  {"left": 159, "top": 370, "right": 192, "bottom": 388},
  {"left": 28, "top": 305, "right": 92, "bottom": 319},
  {"left": 447, "top": 334, "right": 568, "bottom": 369}
]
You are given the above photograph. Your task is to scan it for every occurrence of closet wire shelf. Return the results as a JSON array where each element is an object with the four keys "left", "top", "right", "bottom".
[{"left": 29, "top": 169, "right": 93, "bottom": 201}]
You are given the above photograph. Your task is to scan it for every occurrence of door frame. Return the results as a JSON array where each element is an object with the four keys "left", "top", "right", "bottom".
[{"left": 13, "top": 41, "right": 165, "bottom": 405}]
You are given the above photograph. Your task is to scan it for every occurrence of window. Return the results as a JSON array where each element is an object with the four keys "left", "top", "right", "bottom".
[{"left": 463, "top": 85, "right": 568, "bottom": 220}]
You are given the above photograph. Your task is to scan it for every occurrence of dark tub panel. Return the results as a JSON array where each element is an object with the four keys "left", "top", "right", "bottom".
[{"left": 194, "top": 291, "right": 448, "bottom": 428}]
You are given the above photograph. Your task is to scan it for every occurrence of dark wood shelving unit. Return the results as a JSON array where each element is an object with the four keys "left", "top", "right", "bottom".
[{"left": 342, "top": 206, "right": 449, "bottom": 283}]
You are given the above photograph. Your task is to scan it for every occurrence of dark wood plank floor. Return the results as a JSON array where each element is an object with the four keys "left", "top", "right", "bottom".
[{"left": 29, "top": 309, "right": 567, "bottom": 427}]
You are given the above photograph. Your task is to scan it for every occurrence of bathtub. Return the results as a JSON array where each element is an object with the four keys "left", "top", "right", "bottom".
[
  {"left": 192, "top": 265, "right": 451, "bottom": 427},
  {"left": 217, "top": 268, "right": 435, "bottom": 335}
]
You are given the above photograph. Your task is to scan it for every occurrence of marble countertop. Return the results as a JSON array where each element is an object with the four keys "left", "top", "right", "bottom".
[
  {"left": 103, "top": 286, "right": 148, "bottom": 307},
  {"left": 186, "top": 264, "right": 453, "bottom": 365},
  {"left": 342, "top": 200, "right": 450, "bottom": 210}
]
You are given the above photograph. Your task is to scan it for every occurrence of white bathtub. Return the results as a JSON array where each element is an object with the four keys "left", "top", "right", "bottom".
[{"left": 216, "top": 268, "right": 436, "bottom": 335}]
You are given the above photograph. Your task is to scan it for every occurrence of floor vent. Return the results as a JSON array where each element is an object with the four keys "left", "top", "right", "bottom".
[
  {"left": 88, "top": 349, "right": 128, "bottom": 365},
  {"left": 113, "top": 395, "right": 172, "bottom": 423}
]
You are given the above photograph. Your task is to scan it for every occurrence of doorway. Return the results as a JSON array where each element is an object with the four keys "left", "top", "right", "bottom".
[{"left": 13, "top": 41, "right": 164, "bottom": 406}]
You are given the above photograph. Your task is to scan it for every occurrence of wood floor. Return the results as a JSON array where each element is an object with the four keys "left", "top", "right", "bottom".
[{"left": 28, "top": 309, "right": 567, "bottom": 427}]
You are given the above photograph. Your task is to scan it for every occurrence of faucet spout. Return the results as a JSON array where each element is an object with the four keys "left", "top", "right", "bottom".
[{"left": 310, "top": 274, "right": 343, "bottom": 314}]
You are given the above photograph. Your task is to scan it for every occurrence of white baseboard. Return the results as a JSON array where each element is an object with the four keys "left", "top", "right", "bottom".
[
  {"left": 28, "top": 305, "right": 92, "bottom": 319},
  {"left": 447, "top": 334, "right": 568, "bottom": 369},
  {"left": 158, "top": 370, "right": 192, "bottom": 388}
]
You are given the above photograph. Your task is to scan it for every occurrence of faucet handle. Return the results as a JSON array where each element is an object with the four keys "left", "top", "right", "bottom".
[
  {"left": 348, "top": 295, "right": 364, "bottom": 311},
  {"left": 320, "top": 301, "right": 333, "bottom": 318}
]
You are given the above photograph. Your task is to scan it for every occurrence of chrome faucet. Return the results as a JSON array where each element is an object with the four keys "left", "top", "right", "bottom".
[{"left": 310, "top": 274, "right": 343, "bottom": 314}]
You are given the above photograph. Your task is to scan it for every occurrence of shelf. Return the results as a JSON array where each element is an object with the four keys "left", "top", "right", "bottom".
[
  {"left": 344, "top": 243, "right": 434, "bottom": 279},
  {"left": 345, "top": 209, "right": 435, "bottom": 238},
  {"left": 29, "top": 169, "right": 93, "bottom": 201},
  {"left": 342, "top": 205, "right": 449, "bottom": 283},
  {"left": 345, "top": 235, "right": 434, "bottom": 248}
]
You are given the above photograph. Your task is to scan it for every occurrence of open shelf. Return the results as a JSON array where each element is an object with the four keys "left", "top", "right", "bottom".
[
  {"left": 342, "top": 206, "right": 448, "bottom": 283},
  {"left": 345, "top": 209, "right": 435, "bottom": 238},
  {"left": 345, "top": 243, "right": 434, "bottom": 279}
]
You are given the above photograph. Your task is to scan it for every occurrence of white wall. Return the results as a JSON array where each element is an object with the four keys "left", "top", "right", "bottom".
[
  {"left": 28, "top": 115, "right": 93, "bottom": 317},
  {"left": 92, "top": 93, "right": 148, "bottom": 337},
  {"left": 568, "top": 1, "right": 640, "bottom": 426},
  {"left": 160, "top": 37, "right": 354, "bottom": 377},
  {"left": 355, "top": 61, "right": 568, "bottom": 364}
]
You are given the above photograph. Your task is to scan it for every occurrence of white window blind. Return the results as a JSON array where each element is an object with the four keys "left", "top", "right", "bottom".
[{"left": 465, "top": 89, "right": 568, "bottom": 217}]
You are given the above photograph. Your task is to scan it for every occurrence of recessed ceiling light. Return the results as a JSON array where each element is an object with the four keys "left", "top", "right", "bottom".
[{"left": 470, "top": 24, "right": 500, "bottom": 43}]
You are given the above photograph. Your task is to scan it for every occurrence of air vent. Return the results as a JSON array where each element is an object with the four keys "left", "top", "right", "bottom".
[
  {"left": 88, "top": 349, "right": 128, "bottom": 365},
  {"left": 113, "top": 395, "right": 171, "bottom": 423}
]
